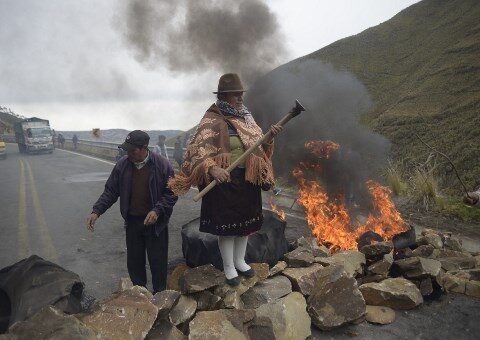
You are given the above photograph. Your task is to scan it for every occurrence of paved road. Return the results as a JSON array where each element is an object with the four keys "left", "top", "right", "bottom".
[
  {"left": 0, "top": 143, "right": 202, "bottom": 298},
  {"left": 1, "top": 143, "right": 479, "bottom": 339},
  {"left": 0, "top": 143, "right": 311, "bottom": 299}
]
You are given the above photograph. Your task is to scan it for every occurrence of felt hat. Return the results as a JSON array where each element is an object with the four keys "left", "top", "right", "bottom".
[{"left": 213, "top": 73, "right": 246, "bottom": 94}]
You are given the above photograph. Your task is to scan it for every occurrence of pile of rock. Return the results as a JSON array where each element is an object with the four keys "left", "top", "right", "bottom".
[{"left": 3, "top": 229, "right": 479, "bottom": 339}]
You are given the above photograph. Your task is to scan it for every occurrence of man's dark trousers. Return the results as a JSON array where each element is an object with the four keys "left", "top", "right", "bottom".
[{"left": 126, "top": 215, "right": 168, "bottom": 293}]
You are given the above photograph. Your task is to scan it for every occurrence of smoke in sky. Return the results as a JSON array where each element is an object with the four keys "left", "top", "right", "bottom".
[
  {"left": 118, "top": 0, "right": 289, "bottom": 84},
  {"left": 246, "top": 58, "right": 390, "bottom": 205}
]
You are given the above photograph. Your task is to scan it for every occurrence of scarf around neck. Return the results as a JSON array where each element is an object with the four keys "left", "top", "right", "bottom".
[
  {"left": 168, "top": 103, "right": 274, "bottom": 196},
  {"left": 216, "top": 100, "right": 255, "bottom": 128}
]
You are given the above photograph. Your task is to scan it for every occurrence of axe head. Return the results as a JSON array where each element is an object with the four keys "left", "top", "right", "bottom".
[{"left": 291, "top": 99, "right": 306, "bottom": 117}]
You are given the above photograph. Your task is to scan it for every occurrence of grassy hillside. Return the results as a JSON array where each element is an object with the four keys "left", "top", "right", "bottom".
[{"left": 299, "top": 0, "right": 480, "bottom": 194}]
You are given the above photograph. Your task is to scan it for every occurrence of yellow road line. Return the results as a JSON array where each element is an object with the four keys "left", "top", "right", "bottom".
[
  {"left": 25, "top": 160, "right": 59, "bottom": 262},
  {"left": 17, "top": 160, "right": 30, "bottom": 259}
]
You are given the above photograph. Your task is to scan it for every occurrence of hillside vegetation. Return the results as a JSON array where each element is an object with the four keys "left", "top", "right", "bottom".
[{"left": 299, "top": 0, "right": 479, "bottom": 194}]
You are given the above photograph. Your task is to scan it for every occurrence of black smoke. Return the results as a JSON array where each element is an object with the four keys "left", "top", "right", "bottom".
[
  {"left": 246, "top": 58, "right": 390, "bottom": 207},
  {"left": 118, "top": 0, "right": 288, "bottom": 83}
]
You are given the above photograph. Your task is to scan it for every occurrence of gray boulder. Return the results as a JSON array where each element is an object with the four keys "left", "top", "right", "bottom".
[
  {"left": 168, "top": 295, "right": 197, "bottom": 326},
  {"left": 192, "top": 291, "right": 222, "bottom": 311},
  {"left": 365, "top": 305, "right": 395, "bottom": 325},
  {"left": 411, "top": 245, "right": 435, "bottom": 258},
  {"left": 255, "top": 292, "right": 311, "bottom": 340},
  {"left": 367, "top": 254, "right": 393, "bottom": 275},
  {"left": 360, "top": 241, "right": 393, "bottom": 260},
  {"left": 189, "top": 309, "right": 255, "bottom": 340},
  {"left": 359, "top": 278, "right": 423, "bottom": 310},
  {"left": 394, "top": 257, "right": 441, "bottom": 279},
  {"left": 269, "top": 261, "right": 287, "bottom": 277},
  {"left": 241, "top": 275, "right": 292, "bottom": 309},
  {"left": 281, "top": 264, "right": 324, "bottom": 296},
  {"left": 284, "top": 247, "right": 314, "bottom": 268},
  {"left": 151, "top": 290, "right": 181, "bottom": 320},
  {"left": 438, "top": 257, "right": 476, "bottom": 272},
  {"left": 181, "top": 264, "right": 224, "bottom": 293},
  {"left": 146, "top": 320, "right": 186, "bottom": 340},
  {"left": 6, "top": 306, "right": 97, "bottom": 339},
  {"left": 80, "top": 285, "right": 158, "bottom": 340},
  {"left": 316, "top": 250, "right": 365, "bottom": 277},
  {"left": 307, "top": 274, "right": 366, "bottom": 330}
]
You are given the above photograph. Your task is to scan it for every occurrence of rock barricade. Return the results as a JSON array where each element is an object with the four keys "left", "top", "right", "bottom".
[{"left": 4, "top": 227, "right": 478, "bottom": 339}]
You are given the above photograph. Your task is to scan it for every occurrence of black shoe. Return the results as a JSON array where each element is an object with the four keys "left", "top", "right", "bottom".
[
  {"left": 237, "top": 268, "right": 256, "bottom": 278},
  {"left": 225, "top": 276, "right": 241, "bottom": 287}
]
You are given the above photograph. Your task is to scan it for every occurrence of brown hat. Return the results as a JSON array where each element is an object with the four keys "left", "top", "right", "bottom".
[{"left": 213, "top": 73, "right": 246, "bottom": 94}]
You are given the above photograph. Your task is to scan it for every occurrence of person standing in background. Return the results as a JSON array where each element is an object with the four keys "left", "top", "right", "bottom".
[
  {"left": 153, "top": 135, "right": 169, "bottom": 160},
  {"left": 173, "top": 136, "right": 184, "bottom": 167},
  {"left": 72, "top": 134, "right": 78, "bottom": 150}
]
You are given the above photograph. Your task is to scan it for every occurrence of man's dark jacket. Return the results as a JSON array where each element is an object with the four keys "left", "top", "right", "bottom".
[{"left": 92, "top": 152, "right": 177, "bottom": 235}]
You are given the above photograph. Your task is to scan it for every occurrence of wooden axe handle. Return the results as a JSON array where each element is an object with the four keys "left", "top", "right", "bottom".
[{"left": 193, "top": 107, "right": 301, "bottom": 202}]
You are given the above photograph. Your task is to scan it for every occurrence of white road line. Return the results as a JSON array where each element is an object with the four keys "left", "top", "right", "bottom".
[{"left": 56, "top": 148, "right": 116, "bottom": 165}]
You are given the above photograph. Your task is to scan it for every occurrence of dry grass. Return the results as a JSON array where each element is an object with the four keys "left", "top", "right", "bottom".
[
  {"left": 410, "top": 168, "right": 441, "bottom": 210},
  {"left": 386, "top": 162, "right": 407, "bottom": 196}
]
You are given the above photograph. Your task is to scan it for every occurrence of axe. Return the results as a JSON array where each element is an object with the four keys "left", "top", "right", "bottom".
[{"left": 193, "top": 100, "right": 306, "bottom": 202}]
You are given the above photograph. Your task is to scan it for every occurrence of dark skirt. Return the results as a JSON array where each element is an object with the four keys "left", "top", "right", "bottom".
[{"left": 200, "top": 168, "right": 263, "bottom": 236}]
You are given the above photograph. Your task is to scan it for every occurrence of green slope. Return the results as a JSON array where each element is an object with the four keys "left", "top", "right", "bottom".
[{"left": 300, "top": 0, "right": 480, "bottom": 194}]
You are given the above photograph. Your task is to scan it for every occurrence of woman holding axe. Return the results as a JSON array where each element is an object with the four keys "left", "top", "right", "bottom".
[{"left": 168, "top": 73, "right": 283, "bottom": 286}]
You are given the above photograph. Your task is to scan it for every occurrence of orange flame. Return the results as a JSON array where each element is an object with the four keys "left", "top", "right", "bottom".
[
  {"left": 293, "top": 140, "right": 408, "bottom": 251},
  {"left": 269, "top": 197, "right": 286, "bottom": 221},
  {"left": 305, "top": 140, "right": 339, "bottom": 159}
]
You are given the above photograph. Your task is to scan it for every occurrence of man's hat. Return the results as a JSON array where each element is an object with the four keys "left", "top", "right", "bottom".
[
  {"left": 213, "top": 73, "right": 246, "bottom": 94},
  {"left": 119, "top": 130, "right": 150, "bottom": 151}
]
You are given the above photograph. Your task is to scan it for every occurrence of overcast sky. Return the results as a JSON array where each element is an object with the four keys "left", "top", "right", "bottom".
[{"left": 0, "top": 0, "right": 419, "bottom": 131}]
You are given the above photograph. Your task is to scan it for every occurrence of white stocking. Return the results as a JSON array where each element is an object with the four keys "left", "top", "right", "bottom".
[
  {"left": 218, "top": 236, "right": 237, "bottom": 279},
  {"left": 233, "top": 236, "right": 251, "bottom": 272}
]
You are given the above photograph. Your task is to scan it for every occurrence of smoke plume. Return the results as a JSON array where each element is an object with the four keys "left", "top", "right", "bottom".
[
  {"left": 118, "top": 0, "right": 288, "bottom": 83},
  {"left": 246, "top": 58, "right": 390, "bottom": 207}
]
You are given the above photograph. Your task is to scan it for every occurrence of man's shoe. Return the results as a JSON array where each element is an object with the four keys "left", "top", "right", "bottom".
[
  {"left": 237, "top": 268, "right": 256, "bottom": 278},
  {"left": 225, "top": 276, "right": 241, "bottom": 287}
]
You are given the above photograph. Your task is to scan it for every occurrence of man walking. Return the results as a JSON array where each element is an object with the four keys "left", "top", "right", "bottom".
[
  {"left": 86, "top": 130, "right": 177, "bottom": 293},
  {"left": 72, "top": 134, "right": 78, "bottom": 150}
]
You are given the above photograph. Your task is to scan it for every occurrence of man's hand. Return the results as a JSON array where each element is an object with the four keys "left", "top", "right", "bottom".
[
  {"left": 464, "top": 193, "right": 479, "bottom": 206},
  {"left": 266, "top": 124, "right": 283, "bottom": 143},
  {"left": 209, "top": 166, "right": 230, "bottom": 183},
  {"left": 144, "top": 210, "right": 159, "bottom": 225},
  {"left": 86, "top": 213, "right": 99, "bottom": 232}
]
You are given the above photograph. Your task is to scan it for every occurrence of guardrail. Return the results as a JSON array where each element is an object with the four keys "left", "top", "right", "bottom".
[{"left": 62, "top": 138, "right": 183, "bottom": 164}]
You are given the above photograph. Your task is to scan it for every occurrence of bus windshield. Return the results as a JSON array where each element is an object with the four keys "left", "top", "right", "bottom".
[{"left": 27, "top": 127, "right": 52, "bottom": 138}]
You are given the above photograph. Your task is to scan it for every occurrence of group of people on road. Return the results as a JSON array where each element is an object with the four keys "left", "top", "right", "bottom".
[
  {"left": 151, "top": 134, "right": 186, "bottom": 168},
  {"left": 84, "top": 73, "right": 480, "bottom": 294},
  {"left": 86, "top": 73, "right": 282, "bottom": 292}
]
